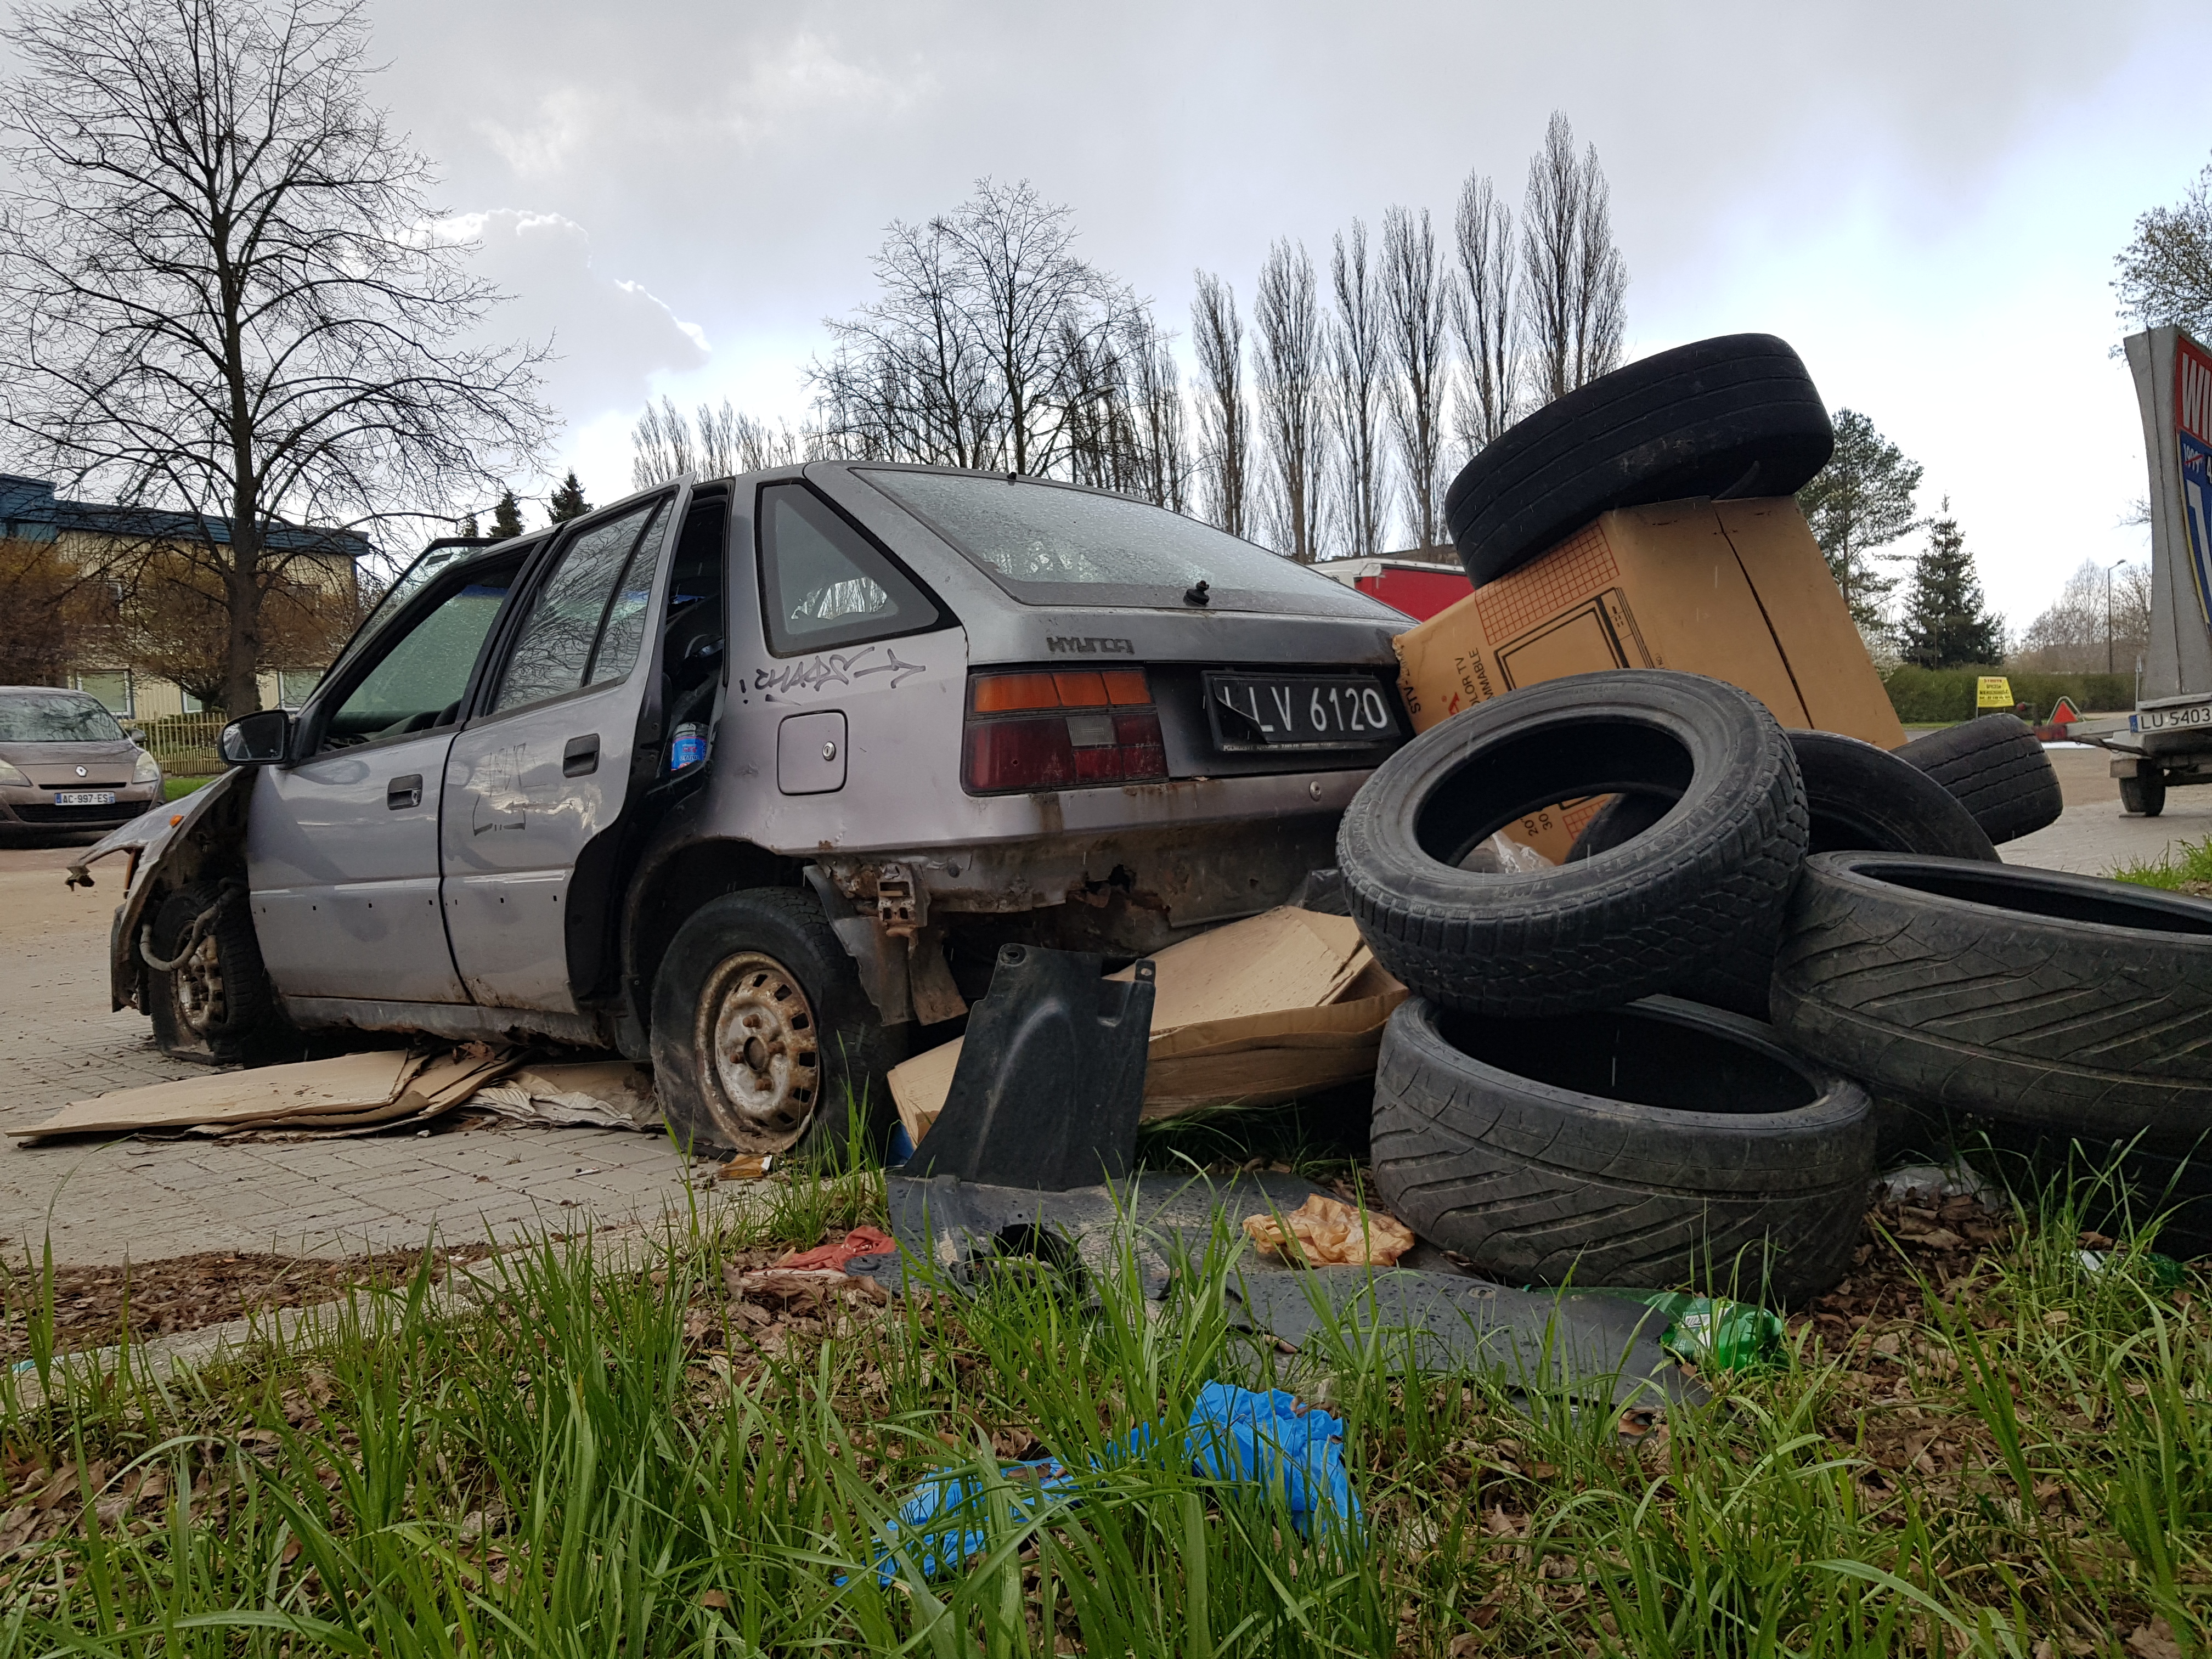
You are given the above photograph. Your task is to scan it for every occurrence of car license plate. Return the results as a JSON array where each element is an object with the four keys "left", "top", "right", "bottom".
[
  {"left": 2138, "top": 698, "right": 2212, "bottom": 734},
  {"left": 53, "top": 791, "right": 116, "bottom": 806},
  {"left": 1205, "top": 672, "right": 1399, "bottom": 748}
]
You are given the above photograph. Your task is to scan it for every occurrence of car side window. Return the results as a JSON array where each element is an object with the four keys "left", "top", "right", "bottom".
[
  {"left": 321, "top": 573, "right": 516, "bottom": 749},
  {"left": 492, "top": 498, "right": 667, "bottom": 713},
  {"left": 758, "top": 483, "right": 940, "bottom": 656}
]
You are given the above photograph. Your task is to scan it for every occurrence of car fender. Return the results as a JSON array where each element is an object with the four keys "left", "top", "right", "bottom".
[{"left": 66, "top": 768, "right": 257, "bottom": 1012}]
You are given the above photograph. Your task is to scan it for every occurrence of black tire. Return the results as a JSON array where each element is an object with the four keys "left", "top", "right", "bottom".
[
  {"left": 1370, "top": 995, "right": 1875, "bottom": 1305},
  {"left": 1339, "top": 670, "right": 1807, "bottom": 1018},
  {"left": 2120, "top": 769, "right": 2168, "bottom": 817},
  {"left": 1771, "top": 853, "right": 2212, "bottom": 1139},
  {"left": 1566, "top": 730, "right": 1999, "bottom": 1019},
  {"left": 650, "top": 887, "right": 907, "bottom": 1160},
  {"left": 1444, "top": 334, "right": 1833, "bottom": 585},
  {"left": 147, "top": 881, "right": 277, "bottom": 1060},
  {"left": 1895, "top": 714, "right": 2062, "bottom": 844}
]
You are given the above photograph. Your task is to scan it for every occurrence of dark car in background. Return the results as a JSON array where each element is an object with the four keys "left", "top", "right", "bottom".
[{"left": 0, "top": 687, "right": 162, "bottom": 837}]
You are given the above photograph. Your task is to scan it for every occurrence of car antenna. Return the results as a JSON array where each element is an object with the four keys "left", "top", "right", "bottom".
[{"left": 1184, "top": 579, "right": 1210, "bottom": 607}]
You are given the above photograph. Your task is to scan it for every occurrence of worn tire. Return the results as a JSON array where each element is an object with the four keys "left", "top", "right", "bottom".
[
  {"left": 1444, "top": 334, "right": 1833, "bottom": 585},
  {"left": 1340, "top": 671, "right": 1807, "bottom": 1017},
  {"left": 1371, "top": 995, "right": 1874, "bottom": 1305},
  {"left": 2120, "top": 769, "right": 2168, "bottom": 818},
  {"left": 1566, "top": 730, "right": 1999, "bottom": 1019},
  {"left": 651, "top": 887, "right": 906, "bottom": 1161},
  {"left": 1894, "top": 714, "right": 2062, "bottom": 844},
  {"left": 1772, "top": 853, "right": 2212, "bottom": 1139},
  {"left": 147, "top": 881, "right": 278, "bottom": 1061}
]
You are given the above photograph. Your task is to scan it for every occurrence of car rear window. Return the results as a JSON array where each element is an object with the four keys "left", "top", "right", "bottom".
[
  {"left": 0, "top": 691, "right": 125, "bottom": 742},
  {"left": 857, "top": 469, "right": 1402, "bottom": 619}
]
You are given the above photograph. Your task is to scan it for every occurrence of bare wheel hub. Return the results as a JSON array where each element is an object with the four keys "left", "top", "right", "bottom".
[
  {"left": 698, "top": 951, "right": 821, "bottom": 1150},
  {"left": 175, "top": 932, "right": 227, "bottom": 1035}
]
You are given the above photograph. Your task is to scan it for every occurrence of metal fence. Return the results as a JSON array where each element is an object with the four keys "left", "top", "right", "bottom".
[{"left": 126, "top": 710, "right": 229, "bottom": 774}]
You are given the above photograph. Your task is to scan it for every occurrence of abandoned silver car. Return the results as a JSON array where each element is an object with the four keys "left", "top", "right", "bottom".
[{"left": 81, "top": 465, "right": 1409, "bottom": 1153}]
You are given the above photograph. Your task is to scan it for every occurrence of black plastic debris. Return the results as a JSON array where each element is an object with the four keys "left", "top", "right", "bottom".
[
  {"left": 901, "top": 944, "right": 1155, "bottom": 1190},
  {"left": 854, "top": 1170, "right": 1697, "bottom": 1406}
]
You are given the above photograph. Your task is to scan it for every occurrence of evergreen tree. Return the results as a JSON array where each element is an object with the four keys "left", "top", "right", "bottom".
[
  {"left": 548, "top": 469, "right": 591, "bottom": 523},
  {"left": 1797, "top": 409, "right": 1923, "bottom": 632},
  {"left": 458, "top": 512, "right": 480, "bottom": 539},
  {"left": 1898, "top": 500, "right": 2004, "bottom": 667},
  {"left": 488, "top": 489, "right": 524, "bottom": 541}
]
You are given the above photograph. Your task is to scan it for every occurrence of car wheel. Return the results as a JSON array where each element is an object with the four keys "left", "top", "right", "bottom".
[
  {"left": 1444, "top": 333, "right": 1834, "bottom": 586},
  {"left": 1894, "top": 714, "right": 2063, "bottom": 843},
  {"left": 650, "top": 886, "right": 906, "bottom": 1160},
  {"left": 1370, "top": 995, "right": 1874, "bottom": 1305},
  {"left": 1567, "top": 729, "right": 2000, "bottom": 1018},
  {"left": 1337, "top": 669, "right": 1807, "bottom": 1018},
  {"left": 146, "top": 880, "right": 277, "bottom": 1060},
  {"left": 1771, "top": 853, "right": 2212, "bottom": 1139},
  {"left": 2120, "top": 768, "right": 2168, "bottom": 817}
]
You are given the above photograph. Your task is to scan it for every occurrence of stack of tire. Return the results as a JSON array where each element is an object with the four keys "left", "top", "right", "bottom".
[{"left": 1339, "top": 334, "right": 2212, "bottom": 1305}]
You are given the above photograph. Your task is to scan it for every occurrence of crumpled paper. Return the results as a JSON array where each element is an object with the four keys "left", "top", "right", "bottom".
[{"left": 1243, "top": 1194, "right": 1415, "bottom": 1267}]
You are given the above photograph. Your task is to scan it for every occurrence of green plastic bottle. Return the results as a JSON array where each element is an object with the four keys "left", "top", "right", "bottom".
[{"left": 1573, "top": 1289, "right": 1786, "bottom": 1372}]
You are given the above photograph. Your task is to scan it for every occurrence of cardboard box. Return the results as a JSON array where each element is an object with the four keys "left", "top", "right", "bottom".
[
  {"left": 887, "top": 908, "right": 1409, "bottom": 1147},
  {"left": 1391, "top": 496, "right": 1903, "bottom": 857}
]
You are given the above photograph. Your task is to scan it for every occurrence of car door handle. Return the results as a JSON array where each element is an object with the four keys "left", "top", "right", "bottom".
[
  {"left": 563, "top": 734, "right": 599, "bottom": 777},
  {"left": 386, "top": 774, "right": 423, "bottom": 810}
]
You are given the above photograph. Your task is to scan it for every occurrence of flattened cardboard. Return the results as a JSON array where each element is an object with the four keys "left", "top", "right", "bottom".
[
  {"left": 1392, "top": 496, "right": 1902, "bottom": 859},
  {"left": 14, "top": 1049, "right": 421, "bottom": 1141}
]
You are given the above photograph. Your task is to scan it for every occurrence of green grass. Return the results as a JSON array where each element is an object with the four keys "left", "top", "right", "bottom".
[
  {"left": 2, "top": 1154, "right": 2208, "bottom": 1655},
  {"left": 2110, "top": 833, "right": 2212, "bottom": 890},
  {"left": 160, "top": 775, "right": 214, "bottom": 802}
]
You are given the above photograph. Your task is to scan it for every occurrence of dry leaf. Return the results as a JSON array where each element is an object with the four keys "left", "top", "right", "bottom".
[
  {"left": 1242, "top": 1194, "right": 1415, "bottom": 1267},
  {"left": 2126, "top": 1620, "right": 2182, "bottom": 1659},
  {"left": 701, "top": 1589, "right": 731, "bottom": 1611}
]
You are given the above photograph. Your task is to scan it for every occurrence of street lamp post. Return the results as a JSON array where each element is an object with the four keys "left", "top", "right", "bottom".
[{"left": 2107, "top": 558, "right": 2126, "bottom": 675}]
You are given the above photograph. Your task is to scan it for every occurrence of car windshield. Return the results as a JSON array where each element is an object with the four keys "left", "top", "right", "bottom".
[
  {"left": 857, "top": 469, "right": 1401, "bottom": 619},
  {"left": 0, "top": 691, "right": 126, "bottom": 742}
]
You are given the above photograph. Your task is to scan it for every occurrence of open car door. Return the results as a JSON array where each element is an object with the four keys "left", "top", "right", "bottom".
[{"left": 438, "top": 481, "right": 695, "bottom": 1010}]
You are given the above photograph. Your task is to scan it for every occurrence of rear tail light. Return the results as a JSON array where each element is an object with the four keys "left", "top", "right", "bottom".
[{"left": 963, "top": 668, "right": 1166, "bottom": 793}]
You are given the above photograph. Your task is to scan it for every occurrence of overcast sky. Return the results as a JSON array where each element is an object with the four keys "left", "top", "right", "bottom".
[{"left": 368, "top": 0, "right": 2204, "bottom": 627}]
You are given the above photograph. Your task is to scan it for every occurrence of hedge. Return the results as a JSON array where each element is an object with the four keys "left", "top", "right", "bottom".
[{"left": 1883, "top": 665, "right": 2135, "bottom": 724}]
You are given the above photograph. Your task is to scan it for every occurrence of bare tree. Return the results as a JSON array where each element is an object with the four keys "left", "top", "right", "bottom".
[
  {"left": 2116, "top": 156, "right": 2212, "bottom": 338},
  {"left": 634, "top": 396, "right": 817, "bottom": 489},
  {"left": 1452, "top": 172, "right": 1519, "bottom": 451},
  {"left": 1330, "top": 221, "right": 1390, "bottom": 561},
  {"left": 1190, "top": 269, "right": 1250, "bottom": 537},
  {"left": 1381, "top": 205, "right": 1451, "bottom": 552},
  {"left": 1128, "top": 319, "right": 1190, "bottom": 512},
  {"left": 1519, "top": 111, "right": 1627, "bottom": 406},
  {"left": 2014, "top": 558, "right": 2154, "bottom": 674},
  {"left": 1252, "top": 240, "right": 1328, "bottom": 562},
  {"left": 0, "top": 0, "right": 551, "bottom": 714},
  {"left": 814, "top": 179, "right": 1142, "bottom": 481},
  {"left": 631, "top": 396, "right": 697, "bottom": 490}
]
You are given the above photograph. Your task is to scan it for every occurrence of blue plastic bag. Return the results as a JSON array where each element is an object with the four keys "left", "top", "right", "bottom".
[{"left": 872, "top": 1384, "right": 1361, "bottom": 1584}]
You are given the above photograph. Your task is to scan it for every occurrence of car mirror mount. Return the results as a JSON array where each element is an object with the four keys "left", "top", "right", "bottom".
[{"left": 218, "top": 708, "right": 292, "bottom": 766}]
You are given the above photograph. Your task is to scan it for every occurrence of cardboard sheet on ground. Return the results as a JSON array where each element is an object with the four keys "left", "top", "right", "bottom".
[
  {"left": 13, "top": 1047, "right": 520, "bottom": 1142},
  {"left": 888, "top": 908, "right": 1408, "bottom": 1147}
]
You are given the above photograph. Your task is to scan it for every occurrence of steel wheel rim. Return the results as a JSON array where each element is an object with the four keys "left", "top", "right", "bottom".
[{"left": 699, "top": 950, "right": 821, "bottom": 1149}]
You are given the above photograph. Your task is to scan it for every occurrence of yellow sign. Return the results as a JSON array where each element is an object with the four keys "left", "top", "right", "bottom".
[{"left": 1976, "top": 675, "right": 2015, "bottom": 710}]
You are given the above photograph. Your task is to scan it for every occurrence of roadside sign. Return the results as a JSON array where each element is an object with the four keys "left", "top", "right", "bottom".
[
  {"left": 2178, "top": 334, "right": 2212, "bottom": 631},
  {"left": 1976, "top": 675, "right": 2013, "bottom": 710}
]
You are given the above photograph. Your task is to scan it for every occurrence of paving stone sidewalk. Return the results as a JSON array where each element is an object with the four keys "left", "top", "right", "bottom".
[{"left": 0, "top": 841, "right": 705, "bottom": 1269}]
